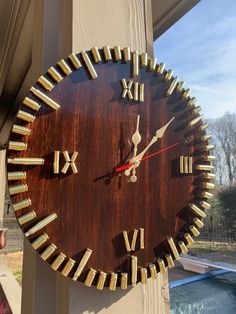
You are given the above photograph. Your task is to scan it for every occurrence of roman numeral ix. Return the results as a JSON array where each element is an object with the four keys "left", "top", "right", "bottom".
[{"left": 53, "top": 151, "right": 78, "bottom": 174}]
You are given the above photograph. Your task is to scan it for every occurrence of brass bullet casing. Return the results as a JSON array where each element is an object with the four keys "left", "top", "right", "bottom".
[
  {"left": 188, "top": 115, "right": 203, "bottom": 127},
  {"left": 84, "top": 268, "right": 97, "bottom": 287},
  {"left": 139, "top": 228, "right": 144, "bottom": 249},
  {"left": 184, "top": 233, "right": 194, "bottom": 245},
  {"left": 193, "top": 217, "right": 204, "bottom": 229},
  {"left": 58, "top": 59, "right": 72, "bottom": 76},
  {"left": 8, "top": 171, "right": 26, "bottom": 181},
  {"left": 164, "top": 69, "right": 173, "bottom": 81},
  {"left": 31, "top": 233, "right": 49, "bottom": 250},
  {"left": 167, "top": 236, "right": 180, "bottom": 260},
  {"left": 123, "top": 47, "right": 131, "bottom": 62},
  {"left": 53, "top": 151, "right": 60, "bottom": 174},
  {"left": 17, "top": 110, "right": 35, "bottom": 123},
  {"left": 200, "top": 182, "right": 215, "bottom": 189},
  {"left": 200, "top": 201, "right": 211, "bottom": 210},
  {"left": 18, "top": 211, "right": 36, "bottom": 225},
  {"left": 121, "top": 79, "right": 133, "bottom": 99},
  {"left": 187, "top": 97, "right": 197, "bottom": 108},
  {"left": 178, "top": 241, "right": 188, "bottom": 254},
  {"left": 61, "top": 258, "right": 75, "bottom": 277},
  {"left": 198, "top": 123, "right": 209, "bottom": 132},
  {"left": 139, "top": 83, "right": 144, "bottom": 102},
  {"left": 51, "top": 253, "right": 66, "bottom": 271},
  {"left": 203, "top": 144, "right": 215, "bottom": 152},
  {"left": 9, "top": 141, "right": 27, "bottom": 151},
  {"left": 41, "top": 243, "right": 57, "bottom": 261},
  {"left": 8, "top": 158, "right": 44, "bottom": 165},
  {"left": 12, "top": 124, "right": 31, "bottom": 136},
  {"left": 120, "top": 273, "right": 128, "bottom": 289},
  {"left": 183, "top": 89, "right": 191, "bottom": 98},
  {"left": 156, "top": 63, "right": 165, "bottom": 74},
  {"left": 80, "top": 50, "right": 98, "bottom": 80},
  {"left": 201, "top": 134, "right": 212, "bottom": 142},
  {"left": 68, "top": 53, "right": 82, "bottom": 69},
  {"left": 25, "top": 213, "right": 57, "bottom": 237},
  {"left": 131, "top": 255, "right": 137, "bottom": 286},
  {"left": 30, "top": 87, "right": 60, "bottom": 111},
  {"left": 48, "top": 66, "right": 63, "bottom": 83},
  {"left": 149, "top": 57, "right": 157, "bottom": 71},
  {"left": 132, "top": 50, "right": 139, "bottom": 77},
  {"left": 131, "top": 229, "right": 138, "bottom": 251},
  {"left": 149, "top": 264, "right": 157, "bottom": 279},
  {"left": 134, "top": 82, "right": 139, "bottom": 101},
  {"left": 9, "top": 184, "right": 28, "bottom": 196},
  {"left": 165, "top": 254, "right": 175, "bottom": 268},
  {"left": 109, "top": 272, "right": 118, "bottom": 291},
  {"left": 103, "top": 45, "right": 112, "bottom": 61},
  {"left": 13, "top": 198, "right": 31, "bottom": 211},
  {"left": 73, "top": 248, "right": 93, "bottom": 281},
  {"left": 189, "top": 225, "right": 200, "bottom": 237},
  {"left": 201, "top": 172, "right": 216, "bottom": 180},
  {"left": 122, "top": 230, "right": 131, "bottom": 252},
  {"left": 60, "top": 151, "right": 78, "bottom": 174},
  {"left": 204, "top": 155, "right": 216, "bottom": 162},
  {"left": 176, "top": 81, "right": 185, "bottom": 92},
  {"left": 141, "top": 52, "right": 148, "bottom": 67},
  {"left": 196, "top": 164, "right": 214, "bottom": 171},
  {"left": 179, "top": 156, "right": 184, "bottom": 173},
  {"left": 38, "top": 76, "right": 54, "bottom": 91},
  {"left": 200, "top": 191, "right": 213, "bottom": 199},
  {"left": 140, "top": 267, "right": 147, "bottom": 284},
  {"left": 91, "top": 47, "right": 101, "bottom": 63},
  {"left": 189, "top": 203, "right": 206, "bottom": 218},
  {"left": 114, "top": 46, "right": 122, "bottom": 61},
  {"left": 166, "top": 77, "right": 179, "bottom": 96},
  {"left": 96, "top": 271, "right": 107, "bottom": 290},
  {"left": 157, "top": 259, "right": 166, "bottom": 274},
  {"left": 192, "top": 106, "right": 202, "bottom": 115},
  {"left": 23, "top": 97, "right": 41, "bottom": 111}
]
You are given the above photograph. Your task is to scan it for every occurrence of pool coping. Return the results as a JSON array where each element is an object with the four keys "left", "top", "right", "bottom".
[{"left": 0, "top": 260, "right": 21, "bottom": 314}]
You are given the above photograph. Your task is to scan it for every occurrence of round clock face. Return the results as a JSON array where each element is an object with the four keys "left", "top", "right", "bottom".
[{"left": 7, "top": 46, "right": 215, "bottom": 290}]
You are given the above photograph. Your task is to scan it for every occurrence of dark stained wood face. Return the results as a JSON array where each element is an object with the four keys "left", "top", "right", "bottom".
[{"left": 7, "top": 50, "right": 213, "bottom": 287}]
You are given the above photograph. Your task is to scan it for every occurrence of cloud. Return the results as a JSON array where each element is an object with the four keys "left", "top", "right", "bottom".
[{"left": 154, "top": 0, "right": 236, "bottom": 118}]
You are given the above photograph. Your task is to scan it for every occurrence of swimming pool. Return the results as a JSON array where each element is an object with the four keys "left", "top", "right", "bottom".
[{"left": 170, "top": 271, "right": 236, "bottom": 314}]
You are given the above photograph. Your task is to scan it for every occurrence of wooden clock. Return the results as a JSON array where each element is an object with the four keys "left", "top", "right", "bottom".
[{"left": 7, "top": 46, "right": 215, "bottom": 290}]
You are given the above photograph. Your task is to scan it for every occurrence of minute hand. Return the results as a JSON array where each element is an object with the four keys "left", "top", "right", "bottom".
[{"left": 130, "top": 116, "right": 175, "bottom": 164}]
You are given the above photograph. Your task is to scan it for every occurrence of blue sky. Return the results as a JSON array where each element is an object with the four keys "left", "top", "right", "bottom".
[{"left": 154, "top": 0, "right": 236, "bottom": 119}]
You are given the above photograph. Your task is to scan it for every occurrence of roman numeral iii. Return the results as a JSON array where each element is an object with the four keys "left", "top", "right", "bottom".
[{"left": 179, "top": 156, "right": 193, "bottom": 174}]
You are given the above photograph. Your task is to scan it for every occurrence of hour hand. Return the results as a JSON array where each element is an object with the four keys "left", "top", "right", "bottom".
[
  {"left": 125, "top": 115, "right": 141, "bottom": 178},
  {"left": 131, "top": 115, "right": 141, "bottom": 158}
]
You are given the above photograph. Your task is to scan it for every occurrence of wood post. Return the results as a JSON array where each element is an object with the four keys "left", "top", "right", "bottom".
[
  {"left": 0, "top": 150, "right": 6, "bottom": 226},
  {"left": 17, "top": 1, "right": 169, "bottom": 313}
]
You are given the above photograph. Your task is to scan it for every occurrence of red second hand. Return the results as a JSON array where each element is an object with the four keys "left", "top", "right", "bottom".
[{"left": 115, "top": 142, "right": 179, "bottom": 173}]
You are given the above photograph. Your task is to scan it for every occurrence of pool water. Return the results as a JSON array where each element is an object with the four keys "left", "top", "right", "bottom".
[{"left": 170, "top": 272, "right": 236, "bottom": 314}]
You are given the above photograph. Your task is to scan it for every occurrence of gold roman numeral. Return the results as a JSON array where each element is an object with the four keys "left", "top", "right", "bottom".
[
  {"left": 122, "top": 228, "right": 144, "bottom": 252},
  {"left": 53, "top": 151, "right": 78, "bottom": 174},
  {"left": 179, "top": 156, "right": 193, "bottom": 174},
  {"left": 121, "top": 78, "right": 144, "bottom": 102}
]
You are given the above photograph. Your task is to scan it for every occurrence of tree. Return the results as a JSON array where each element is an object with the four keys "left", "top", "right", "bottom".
[
  {"left": 209, "top": 112, "right": 236, "bottom": 185},
  {"left": 218, "top": 186, "right": 236, "bottom": 241}
]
